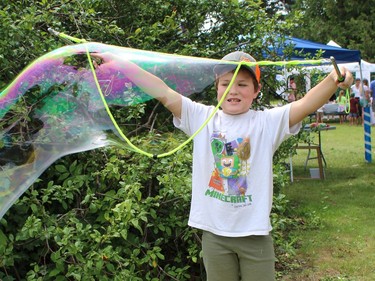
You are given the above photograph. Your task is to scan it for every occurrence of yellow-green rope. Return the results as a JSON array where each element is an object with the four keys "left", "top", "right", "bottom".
[{"left": 54, "top": 31, "right": 331, "bottom": 159}]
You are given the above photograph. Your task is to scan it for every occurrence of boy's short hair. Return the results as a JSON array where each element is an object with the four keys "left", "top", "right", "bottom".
[{"left": 214, "top": 51, "right": 261, "bottom": 83}]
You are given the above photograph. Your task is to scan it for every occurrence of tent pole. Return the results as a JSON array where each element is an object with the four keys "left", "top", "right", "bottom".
[{"left": 359, "top": 61, "right": 372, "bottom": 163}]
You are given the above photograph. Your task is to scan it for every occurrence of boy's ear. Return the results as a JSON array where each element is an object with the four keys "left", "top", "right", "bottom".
[{"left": 253, "top": 83, "right": 262, "bottom": 98}]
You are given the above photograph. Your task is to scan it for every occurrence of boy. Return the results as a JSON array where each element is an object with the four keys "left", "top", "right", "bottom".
[{"left": 94, "top": 50, "right": 353, "bottom": 280}]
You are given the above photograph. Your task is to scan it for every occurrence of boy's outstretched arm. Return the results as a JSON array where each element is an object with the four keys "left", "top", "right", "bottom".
[
  {"left": 289, "top": 68, "right": 353, "bottom": 127},
  {"left": 93, "top": 52, "right": 182, "bottom": 118}
]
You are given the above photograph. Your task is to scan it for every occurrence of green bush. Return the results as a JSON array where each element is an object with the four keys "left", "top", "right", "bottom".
[
  {"left": 0, "top": 132, "right": 204, "bottom": 280},
  {"left": 0, "top": 129, "right": 303, "bottom": 280}
]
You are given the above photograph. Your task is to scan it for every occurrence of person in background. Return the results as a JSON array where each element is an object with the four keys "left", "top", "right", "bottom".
[
  {"left": 351, "top": 78, "right": 362, "bottom": 98},
  {"left": 370, "top": 79, "right": 375, "bottom": 125},
  {"left": 360, "top": 79, "right": 371, "bottom": 125},
  {"left": 336, "top": 90, "right": 347, "bottom": 124},
  {"left": 370, "top": 79, "right": 375, "bottom": 113},
  {"left": 287, "top": 76, "right": 297, "bottom": 102},
  {"left": 349, "top": 93, "right": 359, "bottom": 125},
  {"left": 362, "top": 78, "right": 370, "bottom": 99},
  {"left": 94, "top": 50, "right": 353, "bottom": 281},
  {"left": 351, "top": 78, "right": 362, "bottom": 124},
  {"left": 316, "top": 104, "right": 324, "bottom": 123}
]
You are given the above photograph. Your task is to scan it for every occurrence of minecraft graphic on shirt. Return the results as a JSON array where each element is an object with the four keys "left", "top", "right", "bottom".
[{"left": 209, "top": 132, "right": 250, "bottom": 196}]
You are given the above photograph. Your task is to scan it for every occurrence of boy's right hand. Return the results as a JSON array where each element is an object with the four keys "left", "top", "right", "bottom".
[{"left": 334, "top": 67, "right": 353, "bottom": 89}]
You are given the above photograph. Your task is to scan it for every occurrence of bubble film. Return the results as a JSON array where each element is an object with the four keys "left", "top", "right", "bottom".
[{"left": 0, "top": 42, "right": 234, "bottom": 218}]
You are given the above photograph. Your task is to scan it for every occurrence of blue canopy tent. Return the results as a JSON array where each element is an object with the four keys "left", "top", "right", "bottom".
[{"left": 269, "top": 36, "right": 361, "bottom": 63}]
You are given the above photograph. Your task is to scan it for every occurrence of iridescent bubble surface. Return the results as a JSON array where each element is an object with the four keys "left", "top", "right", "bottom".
[{"left": 0, "top": 42, "right": 228, "bottom": 218}]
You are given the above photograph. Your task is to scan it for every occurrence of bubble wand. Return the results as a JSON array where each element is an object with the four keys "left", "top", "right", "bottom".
[
  {"left": 330, "top": 56, "right": 345, "bottom": 82},
  {"left": 330, "top": 56, "right": 350, "bottom": 113}
]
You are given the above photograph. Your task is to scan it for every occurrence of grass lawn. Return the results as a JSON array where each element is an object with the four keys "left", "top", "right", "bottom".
[{"left": 281, "top": 121, "right": 375, "bottom": 281}]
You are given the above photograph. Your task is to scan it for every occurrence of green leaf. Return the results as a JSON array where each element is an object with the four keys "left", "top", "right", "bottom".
[
  {"left": 120, "top": 229, "right": 128, "bottom": 240},
  {"left": 30, "top": 204, "right": 38, "bottom": 213},
  {"left": 135, "top": 28, "right": 142, "bottom": 34},
  {"left": 48, "top": 268, "right": 61, "bottom": 277},
  {"left": 50, "top": 251, "right": 61, "bottom": 263},
  {"left": 55, "top": 165, "right": 67, "bottom": 173},
  {"left": 0, "top": 229, "right": 8, "bottom": 247},
  {"left": 106, "top": 262, "right": 115, "bottom": 273}
]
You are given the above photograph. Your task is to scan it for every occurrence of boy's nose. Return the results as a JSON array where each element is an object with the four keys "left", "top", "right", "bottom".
[{"left": 229, "top": 85, "right": 238, "bottom": 94}]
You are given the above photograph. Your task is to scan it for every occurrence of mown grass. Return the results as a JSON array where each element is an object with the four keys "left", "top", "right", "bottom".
[{"left": 281, "top": 120, "right": 375, "bottom": 281}]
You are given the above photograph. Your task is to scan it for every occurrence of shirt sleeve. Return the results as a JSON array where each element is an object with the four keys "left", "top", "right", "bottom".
[
  {"left": 173, "top": 96, "right": 213, "bottom": 136},
  {"left": 265, "top": 104, "right": 302, "bottom": 152}
]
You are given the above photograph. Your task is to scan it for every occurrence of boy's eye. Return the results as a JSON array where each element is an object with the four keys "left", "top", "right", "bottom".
[{"left": 239, "top": 83, "right": 248, "bottom": 87}]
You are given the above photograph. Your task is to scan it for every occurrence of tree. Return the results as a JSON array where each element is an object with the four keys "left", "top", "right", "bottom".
[
  {"left": 289, "top": 0, "right": 375, "bottom": 60},
  {"left": 0, "top": 0, "right": 124, "bottom": 89},
  {"left": 0, "top": 0, "right": 301, "bottom": 279}
]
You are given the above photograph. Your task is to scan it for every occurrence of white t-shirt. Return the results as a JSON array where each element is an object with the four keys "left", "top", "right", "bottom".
[
  {"left": 351, "top": 84, "right": 362, "bottom": 98},
  {"left": 173, "top": 97, "right": 301, "bottom": 237},
  {"left": 363, "top": 85, "right": 369, "bottom": 96}
]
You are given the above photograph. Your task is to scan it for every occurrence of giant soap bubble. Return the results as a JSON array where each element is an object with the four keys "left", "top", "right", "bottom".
[{"left": 0, "top": 42, "right": 230, "bottom": 219}]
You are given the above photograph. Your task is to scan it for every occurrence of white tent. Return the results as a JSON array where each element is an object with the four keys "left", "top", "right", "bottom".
[
  {"left": 325, "top": 40, "right": 375, "bottom": 82},
  {"left": 297, "top": 41, "right": 375, "bottom": 92},
  {"left": 304, "top": 59, "right": 375, "bottom": 84}
]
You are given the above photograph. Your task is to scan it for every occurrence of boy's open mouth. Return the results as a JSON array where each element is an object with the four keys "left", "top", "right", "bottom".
[{"left": 227, "top": 98, "right": 241, "bottom": 102}]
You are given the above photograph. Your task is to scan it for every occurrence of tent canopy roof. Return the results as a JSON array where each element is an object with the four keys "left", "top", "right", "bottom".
[{"left": 269, "top": 37, "right": 361, "bottom": 63}]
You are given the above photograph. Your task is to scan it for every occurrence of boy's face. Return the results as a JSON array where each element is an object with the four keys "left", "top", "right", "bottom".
[{"left": 217, "top": 69, "right": 260, "bottom": 115}]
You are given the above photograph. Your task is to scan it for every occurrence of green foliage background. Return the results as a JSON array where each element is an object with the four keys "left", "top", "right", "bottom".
[
  {"left": 291, "top": 0, "right": 375, "bottom": 61},
  {"left": 0, "top": 0, "right": 319, "bottom": 280}
]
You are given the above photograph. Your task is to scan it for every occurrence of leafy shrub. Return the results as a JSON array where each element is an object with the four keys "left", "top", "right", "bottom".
[
  {"left": 1, "top": 132, "right": 205, "bottom": 280},
  {"left": 0, "top": 127, "right": 305, "bottom": 280}
]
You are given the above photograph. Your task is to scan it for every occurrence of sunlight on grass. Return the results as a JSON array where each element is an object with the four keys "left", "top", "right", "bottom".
[{"left": 282, "top": 122, "right": 375, "bottom": 281}]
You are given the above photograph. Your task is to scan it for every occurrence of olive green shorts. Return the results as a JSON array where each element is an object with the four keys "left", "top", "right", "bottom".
[{"left": 202, "top": 231, "right": 275, "bottom": 281}]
